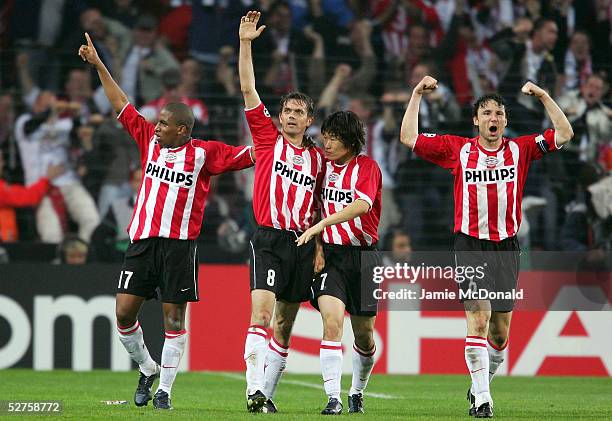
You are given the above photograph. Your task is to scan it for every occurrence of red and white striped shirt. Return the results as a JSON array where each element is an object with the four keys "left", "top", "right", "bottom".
[
  {"left": 118, "top": 103, "right": 253, "bottom": 241},
  {"left": 413, "top": 129, "right": 561, "bottom": 241},
  {"left": 245, "top": 102, "right": 324, "bottom": 232},
  {"left": 320, "top": 155, "right": 382, "bottom": 246}
]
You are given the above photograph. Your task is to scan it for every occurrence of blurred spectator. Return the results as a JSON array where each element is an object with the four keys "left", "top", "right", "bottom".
[
  {"left": 189, "top": 0, "right": 249, "bottom": 94},
  {"left": 370, "top": 0, "right": 441, "bottom": 61},
  {"left": 85, "top": 112, "right": 139, "bottom": 219},
  {"left": 14, "top": 91, "right": 100, "bottom": 243},
  {"left": 158, "top": 0, "right": 192, "bottom": 61},
  {"left": 78, "top": 8, "right": 132, "bottom": 81},
  {"left": 467, "top": 0, "right": 515, "bottom": 43},
  {"left": 92, "top": 0, "right": 141, "bottom": 28},
  {"left": 407, "top": 62, "right": 461, "bottom": 131},
  {"left": 140, "top": 68, "right": 209, "bottom": 126},
  {"left": 438, "top": 7, "right": 498, "bottom": 107},
  {"left": 592, "top": 0, "right": 612, "bottom": 71},
  {"left": 491, "top": 16, "right": 558, "bottom": 133},
  {"left": 251, "top": 1, "right": 313, "bottom": 97},
  {"left": 9, "top": 0, "right": 85, "bottom": 91},
  {"left": 557, "top": 73, "right": 612, "bottom": 163},
  {"left": 119, "top": 14, "right": 180, "bottom": 106},
  {"left": 0, "top": 153, "right": 64, "bottom": 242},
  {"left": 381, "top": 226, "right": 413, "bottom": 265},
  {"left": 56, "top": 235, "right": 89, "bottom": 264},
  {"left": 561, "top": 163, "right": 612, "bottom": 255},
  {"left": 89, "top": 166, "right": 141, "bottom": 262},
  {"left": 0, "top": 94, "right": 14, "bottom": 150},
  {"left": 316, "top": 20, "right": 377, "bottom": 110},
  {"left": 559, "top": 30, "right": 593, "bottom": 92}
]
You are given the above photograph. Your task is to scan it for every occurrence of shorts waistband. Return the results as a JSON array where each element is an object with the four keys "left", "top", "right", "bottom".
[
  {"left": 256, "top": 225, "right": 304, "bottom": 238},
  {"left": 323, "top": 242, "right": 377, "bottom": 251}
]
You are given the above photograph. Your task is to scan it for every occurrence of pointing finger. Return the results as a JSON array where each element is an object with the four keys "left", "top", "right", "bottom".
[{"left": 85, "top": 32, "right": 93, "bottom": 47}]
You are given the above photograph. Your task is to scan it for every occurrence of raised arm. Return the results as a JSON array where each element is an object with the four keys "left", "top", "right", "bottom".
[
  {"left": 239, "top": 11, "right": 266, "bottom": 110},
  {"left": 78, "top": 32, "right": 128, "bottom": 114},
  {"left": 521, "top": 81, "right": 574, "bottom": 146},
  {"left": 399, "top": 75, "right": 438, "bottom": 148}
]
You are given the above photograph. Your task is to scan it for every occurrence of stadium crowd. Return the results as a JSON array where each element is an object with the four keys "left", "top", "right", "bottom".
[{"left": 0, "top": 0, "right": 610, "bottom": 263}]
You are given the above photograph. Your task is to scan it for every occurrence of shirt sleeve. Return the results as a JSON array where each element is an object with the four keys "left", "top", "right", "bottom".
[
  {"left": 0, "top": 178, "right": 50, "bottom": 208},
  {"left": 203, "top": 142, "right": 255, "bottom": 175},
  {"left": 244, "top": 102, "right": 279, "bottom": 151},
  {"left": 355, "top": 158, "right": 382, "bottom": 210},
  {"left": 117, "top": 103, "right": 155, "bottom": 157},
  {"left": 412, "top": 133, "right": 462, "bottom": 170},
  {"left": 515, "top": 129, "right": 560, "bottom": 162}
]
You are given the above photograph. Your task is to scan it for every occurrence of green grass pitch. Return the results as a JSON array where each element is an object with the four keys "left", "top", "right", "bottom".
[{"left": 2, "top": 370, "right": 611, "bottom": 420}]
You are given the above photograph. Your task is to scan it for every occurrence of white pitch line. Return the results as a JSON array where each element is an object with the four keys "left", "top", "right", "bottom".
[{"left": 211, "top": 372, "right": 399, "bottom": 400}]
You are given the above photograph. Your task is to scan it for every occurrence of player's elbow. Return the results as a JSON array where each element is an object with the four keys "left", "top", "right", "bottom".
[
  {"left": 400, "top": 132, "right": 417, "bottom": 149},
  {"left": 557, "top": 126, "right": 574, "bottom": 145}
]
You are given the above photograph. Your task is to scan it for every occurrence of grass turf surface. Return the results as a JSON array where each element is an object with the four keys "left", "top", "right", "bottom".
[{"left": 2, "top": 370, "right": 611, "bottom": 420}]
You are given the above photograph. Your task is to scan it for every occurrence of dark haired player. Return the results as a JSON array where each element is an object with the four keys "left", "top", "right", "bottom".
[
  {"left": 238, "top": 11, "right": 326, "bottom": 413},
  {"left": 79, "top": 33, "right": 254, "bottom": 410},
  {"left": 400, "top": 75, "right": 573, "bottom": 418},
  {"left": 297, "top": 111, "right": 382, "bottom": 415}
]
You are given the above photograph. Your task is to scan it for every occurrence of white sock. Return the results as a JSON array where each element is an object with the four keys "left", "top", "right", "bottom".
[
  {"left": 349, "top": 343, "right": 376, "bottom": 396},
  {"left": 158, "top": 330, "right": 187, "bottom": 396},
  {"left": 263, "top": 336, "right": 288, "bottom": 399},
  {"left": 117, "top": 321, "right": 157, "bottom": 376},
  {"left": 320, "top": 340, "right": 343, "bottom": 401},
  {"left": 244, "top": 325, "right": 268, "bottom": 395},
  {"left": 487, "top": 338, "right": 507, "bottom": 383},
  {"left": 465, "top": 336, "right": 492, "bottom": 407}
]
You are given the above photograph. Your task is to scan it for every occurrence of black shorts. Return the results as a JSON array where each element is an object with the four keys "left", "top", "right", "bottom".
[
  {"left": 249, "top": 226, "right": 316, "bottom": 303},
  {"left": 454, "top": 233, "right": 520, "bottom": 312},
  {"left": 117, "top": 237, "right": 199, "bottom": 303},
  {"left": 311, "top": 243, "right": 380, "bottom": 317}
]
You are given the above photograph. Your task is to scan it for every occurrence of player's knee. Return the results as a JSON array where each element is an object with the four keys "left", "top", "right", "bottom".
[
  {"left": 251, "top": 309, "right": 272, "bottom": 328},
  {"left": 469, "top": 315, "right": 489, "bottom": 336},
  {"left": 274, "top": 317, "right": 294, "bottom": 343},
  {"left": 354, "top": 332, "right": 375, "bottom": 352},
  {"left": 322, "top": 318, "right": 343, "bottom": 341},
  {"left": 164, "top": 314, "right": 183, "bottom": 332},
  {"left": 115, "top": 310, "right": 136, "bottom": 328},
  {"left": 488, "top": 332, "right": 508, "bottom": 349}
]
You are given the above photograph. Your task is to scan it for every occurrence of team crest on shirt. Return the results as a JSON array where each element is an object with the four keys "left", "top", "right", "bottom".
[
  {"left": 484, "top": 156, "right": 499, "bottom": 169},
  {"left": 328, "top": 173, "right": 340, "bottom": 183},
  {"left": 164, "top": 152, "right": 178, "bottom": 163},
  {"left": 292, "top": 155, "right": 305, "bottom": 166},
  {"left": 263, "top": 107, "right": 271, "bottom": 118}
]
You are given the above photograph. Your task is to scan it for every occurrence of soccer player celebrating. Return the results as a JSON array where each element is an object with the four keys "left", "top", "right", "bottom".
[
  {"left": 78, "top": 33, "right": 254, "bottom": 410},
  {"left": 238, "top": 11, "right": 326, "bottom": 413},
  {"left": 400, "top": 76, "right": 573, "bottom": 418},
  {"left": 297, "top": 111, "right": 383, "bottom": 415}
]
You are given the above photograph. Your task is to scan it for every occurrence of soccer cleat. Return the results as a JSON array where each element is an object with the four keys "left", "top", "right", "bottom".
[
  {"left": 262, "top": 398, "right": 278, "bottom": 413},
  {"left": 348, "top": 393, "right": 364, "bottom": 413},
  {"left": 133, "top": 365, "right": 160, "bottom": 406},
  {"left": 474, "top": 402, "right": 493, "bottom": 418},
  {"left": 246, "top": 390, "right": 267, "bottom": 413},
  {"left": 153, "top": 389, "right": 172, "bottom": 410},
  {"left": 321, "top": 397, "right": 343, "bottom": 415},
  {"left": 467, "top": 388, "right": 476, "bottom": 416}
]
